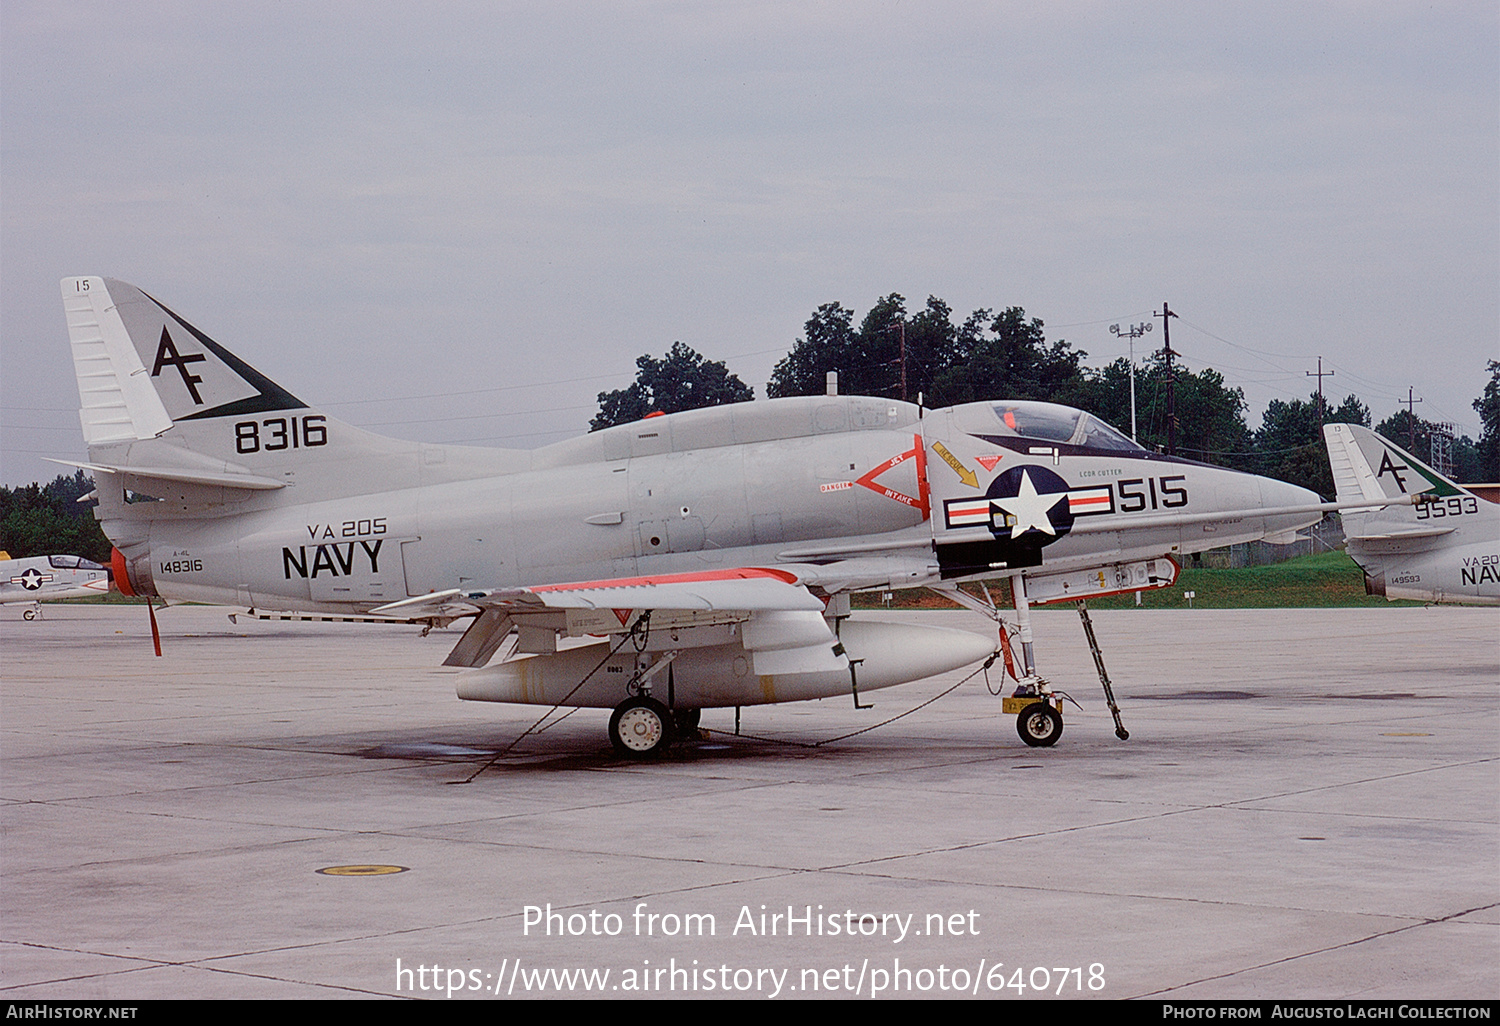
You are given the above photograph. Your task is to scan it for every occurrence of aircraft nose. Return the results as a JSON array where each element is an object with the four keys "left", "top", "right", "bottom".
[
  {"left": 1259, "top": 476, "right": 1325, "bottom": 539},
  {"left": 1261, "top": 477, "right": 1322, "bottom": 509}
]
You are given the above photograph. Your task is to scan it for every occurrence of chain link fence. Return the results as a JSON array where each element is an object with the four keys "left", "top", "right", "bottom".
[{"left": 1192, "top": 514, "right": 1346, "bottom": 569}]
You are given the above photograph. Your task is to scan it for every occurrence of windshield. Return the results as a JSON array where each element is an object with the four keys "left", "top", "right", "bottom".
[{"left": 1078, "top": 415, "right": 1143, "bottom": 452}]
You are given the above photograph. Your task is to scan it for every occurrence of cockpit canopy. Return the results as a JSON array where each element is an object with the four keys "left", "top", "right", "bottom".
[
  {"left": 951, "top": 401, "right": 1145, "bottom": 453},
  {"left": 47, "top": 555, "right": 105, "bottom": 570}
]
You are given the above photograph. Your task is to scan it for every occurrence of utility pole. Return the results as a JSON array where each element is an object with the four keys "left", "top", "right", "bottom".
[
  {"left": 888, "top": 318, "right": 907, "bottom": 402},
  {"left": 1153, "top": 303, "right": 1179, "bottom": 455},
  {"left": 1306, "top": 357, "right": 1334, "bottom": 426},
  {"left": 1109, "top": 321, "right": 1152, "bottom": 442},
  {"left": 1404, "top": 387, "right": 1423, "bottom": 453}
]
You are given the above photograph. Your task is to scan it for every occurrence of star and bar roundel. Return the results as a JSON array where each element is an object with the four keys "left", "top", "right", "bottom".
[
  {"left": 10, "top": 567, "right": 53, "bottom": 590},
  {"left": 942, "top": 465, "right": 1114, "bottom": 546}
]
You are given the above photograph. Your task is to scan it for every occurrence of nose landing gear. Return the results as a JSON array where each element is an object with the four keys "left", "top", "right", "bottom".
[{"left": 1011, "top": 698, "right": 1064, "bottom": 747}]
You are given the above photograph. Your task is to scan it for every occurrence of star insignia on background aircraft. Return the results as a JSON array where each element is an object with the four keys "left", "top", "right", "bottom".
[{"left": 55, "top": 275, "right": 1421, "bottom": 757}]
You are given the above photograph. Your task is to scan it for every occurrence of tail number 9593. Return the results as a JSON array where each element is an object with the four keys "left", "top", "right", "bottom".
[{"left": 1415, "top": 495, "right": 1480, "bottom": 520}]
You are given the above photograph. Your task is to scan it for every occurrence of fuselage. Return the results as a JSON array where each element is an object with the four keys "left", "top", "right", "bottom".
[
  {"left": 1348, "top": 522, "right": 1500, "bottom": 605},
  {"left": 111, "top": 397, "right": 1320, "bottom": 611}
]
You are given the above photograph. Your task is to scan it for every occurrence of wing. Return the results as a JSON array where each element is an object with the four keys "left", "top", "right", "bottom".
[
  {"left": 371, "top": 566, "right": 825, "bottom": 619},
  {"left": 372, "top": 566, "right": 846, "bottom": 671}
]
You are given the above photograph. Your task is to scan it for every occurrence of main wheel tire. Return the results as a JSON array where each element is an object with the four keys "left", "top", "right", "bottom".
[
  {"left": 22, "top": 608, "right": 37, "bottom": 621},
  {"left": 1016, "top": 702, "right": 1063, "bottom": 747},
  {"left": 609, "top": 697, "right": 674, "bottom": 757},
  {"left": 672, "top": 707, "right": 701, "bottom": 736}
]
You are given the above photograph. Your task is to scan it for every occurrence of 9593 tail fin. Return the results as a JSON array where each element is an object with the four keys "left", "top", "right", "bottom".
[
  {"left": 1323, "top": 422, "right": 1470, "bottom": 505},
  {"left": 1323, "top": 422, "right": 1499, "bottom": 605}
]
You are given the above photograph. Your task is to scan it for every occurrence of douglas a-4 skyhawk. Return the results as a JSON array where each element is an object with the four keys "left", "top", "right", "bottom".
[
  {"left": 1324, "top": 423, "right": 1499, "bottom": 605},
  {"left": 56, "top": 277, "right": 1349, "bottom": 755}
]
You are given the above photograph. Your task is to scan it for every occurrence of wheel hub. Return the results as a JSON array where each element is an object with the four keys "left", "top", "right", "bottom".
[{"left": 616, "top": 707, "right": 665, "bottom": 751}]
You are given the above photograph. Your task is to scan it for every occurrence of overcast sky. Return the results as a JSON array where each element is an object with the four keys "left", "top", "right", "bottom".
[{"left": 3, "top": 1, "right": 1496, "bottom": 486}]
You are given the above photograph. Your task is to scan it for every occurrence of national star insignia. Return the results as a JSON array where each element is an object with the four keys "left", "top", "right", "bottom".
[
  {"left": 993, "top": 468, "right": 1065, "bottom": 538},
  {"left": 14, "top": 568, "right": 51, "bottom": 589}
]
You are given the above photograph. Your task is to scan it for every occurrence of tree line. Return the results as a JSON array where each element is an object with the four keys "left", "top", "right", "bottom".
[
  {"left": 594, "top": 295, "right": 1500, "bottom": 499},
  {"left": 0, "top": 471, "right": 112, "bottom": 562}
]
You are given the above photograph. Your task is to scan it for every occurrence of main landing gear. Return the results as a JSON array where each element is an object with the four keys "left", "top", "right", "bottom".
[
  {"left": 609, "top": 696, "right": 674, "bottom": 758},
  {"left": 606, "top": 649, "right": 688, "bottom": 759},
  {"left": 605, "top": 700, "right": 704, "bottom": 758}
]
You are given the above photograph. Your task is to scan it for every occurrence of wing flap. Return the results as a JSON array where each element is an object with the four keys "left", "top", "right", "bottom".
[
  {"left": 373, "top": 567, "right": 825, "bottom": 621},
  {"left": 399, "top": 568, "right": 844, "bottom": 670},
  {"left": 521, "top": 578, "right": 819, "bottom": 612}
]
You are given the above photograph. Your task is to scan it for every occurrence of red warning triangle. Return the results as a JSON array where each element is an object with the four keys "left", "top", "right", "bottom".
[
  {"left": 613, "top": 608, "right": 633, "bottom": 626},
  {"left": 976, "top": 454, "right": 1003, "bottom": 472}
]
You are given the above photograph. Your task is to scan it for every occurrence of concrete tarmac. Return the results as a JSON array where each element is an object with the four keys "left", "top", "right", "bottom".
[{"left": 1, "top": 603, "right": 1495, "bottom": 1000}]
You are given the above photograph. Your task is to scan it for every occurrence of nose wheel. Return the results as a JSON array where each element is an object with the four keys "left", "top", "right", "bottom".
[
  {"left": 609, "top": 696, "right": 674, "bottom": 758},
  {"left": 1015, "top": 701, "right": 1063, "bottom": 747}
]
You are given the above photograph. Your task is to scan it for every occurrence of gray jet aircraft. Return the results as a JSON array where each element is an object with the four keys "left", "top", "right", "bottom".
[
  {"left": 1, "top": 551, "right": 111, "bottom": 619},
  {"left": 56, "top": 276, "right": 1330, "bottom": 754},
  {"left": 1324, "top": 423, "right": 1499, "bottom": 605}
]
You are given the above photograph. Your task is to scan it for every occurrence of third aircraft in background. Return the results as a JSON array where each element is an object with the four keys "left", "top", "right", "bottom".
[{"left": 1324, "top": 423, "right": 1499, "bottom": 606}]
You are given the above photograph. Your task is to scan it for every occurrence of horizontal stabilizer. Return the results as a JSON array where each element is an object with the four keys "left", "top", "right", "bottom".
[
  {"left": 1344, "top": 523, "right": 1455, "bottom": 542},
  {"left": 45, "top": 457, "right": 286, "bottom": 491}
]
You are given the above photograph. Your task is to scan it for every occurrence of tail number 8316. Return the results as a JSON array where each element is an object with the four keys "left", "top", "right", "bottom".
[{"left": 235, "top": 416, "right": 327, "bottom": 454}]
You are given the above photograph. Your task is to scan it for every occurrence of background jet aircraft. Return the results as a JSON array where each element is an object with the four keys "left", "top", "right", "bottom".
[
  {"left": 1, "top": 551, "right": 110, "bottom": 619},
  {"left": 1324, "top": 423, "right": 1499, "bottom": 605},
  {"left": 56, "top": 276, "right": 1325, "bottom": 754}
]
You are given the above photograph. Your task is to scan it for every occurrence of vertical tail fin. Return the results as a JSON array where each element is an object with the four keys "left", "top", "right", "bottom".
[
  {"left": 1323, "top": 423, "right": 1472, "bottom": 505},
  {"left": 62, "top": 276, "right": 312, "bottom": 450},
  {"left": 1323, "top": 423, "right": 1499, "bottom": 605},
  {"left": 60, "top": 275, "right": 531, "bottom": 522}
]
